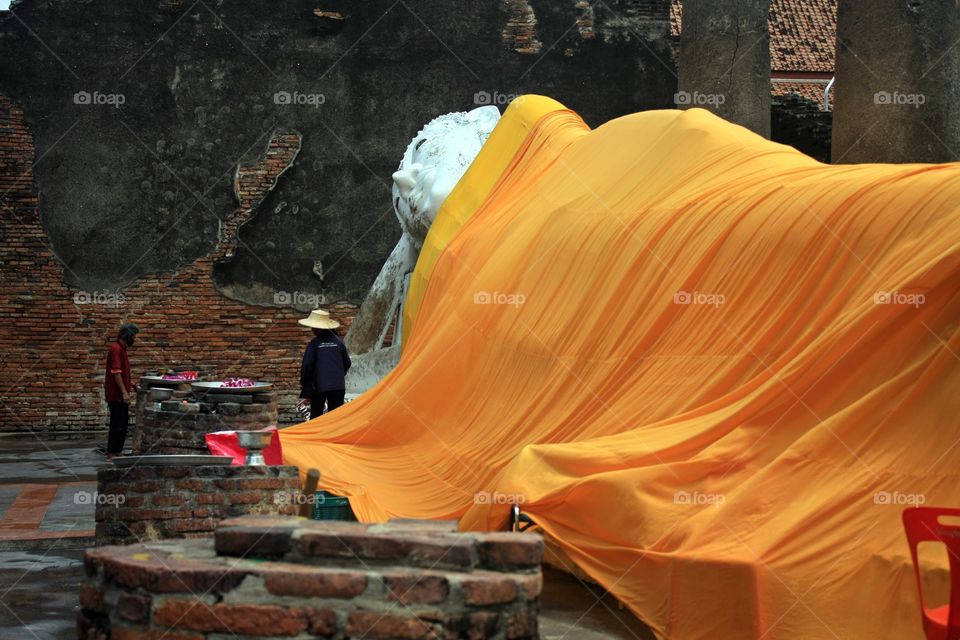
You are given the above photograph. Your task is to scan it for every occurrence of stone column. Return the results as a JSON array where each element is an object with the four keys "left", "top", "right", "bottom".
[
  {"left": 833, "top": 0, "right": 960, "bottom": 163},
  {"left": 677, "top": 0, "right": 772, "bottom": 137}
]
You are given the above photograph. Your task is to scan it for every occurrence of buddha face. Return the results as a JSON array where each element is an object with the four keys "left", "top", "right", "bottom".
[{"left": 391, "top": 105, "right": 501, "bottom": 248}]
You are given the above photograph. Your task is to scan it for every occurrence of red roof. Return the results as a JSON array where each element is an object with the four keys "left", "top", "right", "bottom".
[{"left": 671, "top": 0, "right": 837, "bottom": 74}]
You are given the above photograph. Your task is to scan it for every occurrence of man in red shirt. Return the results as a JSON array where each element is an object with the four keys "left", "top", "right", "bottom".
[{"left": 104, "top": 323, "right": 139, "bottom": 458}]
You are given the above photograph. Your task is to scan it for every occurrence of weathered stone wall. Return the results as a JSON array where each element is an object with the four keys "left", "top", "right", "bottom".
[
  {"left": 81, "top": 516, "right": 544, "bottom": 639},
  {"left": 94, "top": 465, "right": 300, "bottom": 546},
  {"left": 0, "top": 0, "right": 676, "bottom": 299},
  {"left": 0, "top": 0, "right": 677, "bottom": 432},
  {"left": 0, "top": 93, "right": 357, "bottom": 431}
]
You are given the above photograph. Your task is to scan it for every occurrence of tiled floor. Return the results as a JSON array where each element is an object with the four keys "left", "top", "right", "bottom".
[
  {"left": 0, "top": 487, "right": 20, "bottom": 520},
  {"left": 38, "top": 484, "right": 99, "bottom": 533},
  {"left": 0, "top": 435, "right": 103, "bottom": 639},
  {"left": 0, "top": 435, "right": 655, "bottom": 639},
  {"left": 0, "top": 436, "right": 101, "bottom": 542},
  {"left": 0, "top": 548, "right": 85, "bottom": 640}
]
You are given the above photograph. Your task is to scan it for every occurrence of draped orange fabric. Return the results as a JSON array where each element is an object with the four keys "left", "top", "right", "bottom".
[{"left": 281, "top": 102, "right": 960, "bottom": 639}]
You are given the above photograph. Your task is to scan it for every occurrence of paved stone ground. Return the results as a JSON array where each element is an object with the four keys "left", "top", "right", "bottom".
[
  {"left": 0, "top": 434, "right": 103, "bottom": 639},
  {"left": 0, "top": 435, "right": 101, "bottom": 546},
  {"left": 0, "top": 547, "right": 85, "bottom": 639},
  {"left": 0, "top": 434, "right": 655, "bottom": 639}
]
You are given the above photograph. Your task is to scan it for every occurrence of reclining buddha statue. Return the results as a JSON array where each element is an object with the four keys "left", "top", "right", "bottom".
[{"left": 344, "top": 105, "right": 500, "bottom": 388}]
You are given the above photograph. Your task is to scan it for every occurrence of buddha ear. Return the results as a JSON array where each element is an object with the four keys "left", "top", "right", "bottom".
[
  {"left": 469, "top": 105, "right": 501, "bottom": 129},
  {"left": 392, "top": 168, "right": 416, "bottom": 198}
]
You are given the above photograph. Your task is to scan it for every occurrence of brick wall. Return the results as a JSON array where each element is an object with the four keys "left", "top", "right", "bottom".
[
  {"left": 0, "top": 94, "right": 359, "bottom": 432},
  {"left": 94, "top": 464, "right": 300, "bottom": 546},
  {"left": 81, "top": 516, "right": 543, "bottom": 639}
]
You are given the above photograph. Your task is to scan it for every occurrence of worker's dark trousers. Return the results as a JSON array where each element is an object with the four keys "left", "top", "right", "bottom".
[
  {"left": 106, "top": 401, "right": 129, "bottom": 454},
  {"left": 310, "top": 389, "right": 346, "bottom": 419}
]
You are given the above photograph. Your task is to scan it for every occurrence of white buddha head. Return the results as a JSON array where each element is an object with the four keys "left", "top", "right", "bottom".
[{"left": 392, "top": 105, "right": 501, "bottom": 248}]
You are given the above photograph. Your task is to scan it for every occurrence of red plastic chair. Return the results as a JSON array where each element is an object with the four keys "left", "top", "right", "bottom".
[{"left": 903, "top": 507, "right": 960, "bottom": 640}]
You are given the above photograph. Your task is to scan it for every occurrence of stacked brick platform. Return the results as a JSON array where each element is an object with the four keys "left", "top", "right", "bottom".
[
  {"left": 133, "top": 378, "right": 201, "bottom": 440},
  {"left": 95, "top": 465, "right": 299, "bottom": 546},
  {"left": 134, "top": 381, "right": 279, "bottom": 455},
  {"left": 80, "top": 516, "right": 543, "bottom": 639},
  {"left": 0, "top": 94, "right": 358, "bottom": 432}
]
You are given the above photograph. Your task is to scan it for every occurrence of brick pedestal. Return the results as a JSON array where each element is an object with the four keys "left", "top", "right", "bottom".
[
  {"left": 95, "top": 465, "right": 299, "bottom": 546},
  {"left": 80, "top": 516, "right": 543, "bottom": 639},
  {"left": 134, "top": 383, "right": 278, "bottom": 455}
]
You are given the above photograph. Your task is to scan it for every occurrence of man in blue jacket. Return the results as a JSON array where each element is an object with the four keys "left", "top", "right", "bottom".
[{"left": 297, "top": 308, "right": 351, "bottom": 419}]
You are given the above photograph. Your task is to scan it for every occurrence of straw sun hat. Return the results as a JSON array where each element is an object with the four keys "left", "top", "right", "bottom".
[{"left": 297, "top": 308, "right": 341, "bottom": 330}]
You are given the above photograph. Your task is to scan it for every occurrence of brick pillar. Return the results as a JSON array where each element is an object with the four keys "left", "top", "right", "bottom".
[
  {"left": 832, "top": 0, "right": 960, "bottom": 163},
  {"left": 95, "top": 464, "right": 300, "bottom": 545}
]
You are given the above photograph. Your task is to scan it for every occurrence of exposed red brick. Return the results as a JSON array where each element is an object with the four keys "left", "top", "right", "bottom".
[
  {"left": 89, "top": 547, "right": 249, "bottom": 593},
  {"left": 195, "top": 493, "right": 225, "bottom": 505},
  {"left": 466, "top": 611, "right": 501, "bottom": 639},
  {"left": 84, "top": 525, "right": 543, "bottom": 639},
  {"left": 233, "top": 477, "right": 287, "bottom": 490},
  {"left": 345, "top": 610, "right": 435, "bottom": 639},
  {"left": 298, "top": 530, "right": 407, "bottom": 560},
  {"left": 517, "top": 572, "right": 542, "bottom": 598},
  {"left": 154, "top": 600, "right": 308, "bottom": 635},
  {"left": 476, "top": 532, "right": 543, "bottom": 568},
  {"left": 111, "top": 627, "right": 203, "bottom": 640},
  {"left": 461, "top": 572, "right": 518, "bottom": 605},
  {"left": 226, "top": 490, "right": 272, "bottom": 505},
  {"left": 297, "top": 530, "right": 478, "bottom": 569},
  {"left": 383, "top": 571, "right": 450, "bottom": 604},
  {"left": 502, "top": 0, "right": 543, "bottom": 54},
  {"left": 96, "top": 465, "right": 300, "bottom": 545},
  {"left": 174, "top": 479, "right": 205, "bottom": 491},
  {"left": 264, "top": 566, "right": 367, "bottom": 598},
  {"left": 505, "top": 609, "right": 538, "bottom": 639},
  {"left": 78, "top": 584, "right": 105, "bottom": 612},
  {"left": 116, "top": 592, "right": 151, "bottom": 622},
  {"left": 306, "top": 608, "right": 337, "bottom": 635}
]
